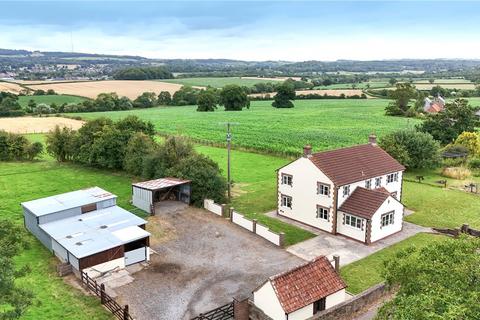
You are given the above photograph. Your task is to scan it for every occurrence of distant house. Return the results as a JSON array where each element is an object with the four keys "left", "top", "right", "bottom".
[
  {"left": 22, "top": 187, "right": 151, "bottom": 277},
  {"left": 253, "top": 256, "right": 347, "bottom": 320},
  {"left": 277, "top": 135, "right": 405, "bottom": 244},
  {"left": 424, "top": 95, "right": 446, "bottom": 113}
]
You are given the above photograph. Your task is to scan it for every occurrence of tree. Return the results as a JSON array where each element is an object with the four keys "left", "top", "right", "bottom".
[
  {"left": 377, "top": 236, "right": 480, "bottom": 320},
  {"left": 34, "top": 103, "right": 51, "bottom": 117},
  {"left": 428, "top": 78, "right": 435, "bottom": 84},
  {"left": 379, "top": 130, "right": 441, "bottom": 169},
  {"left": 114, "top": 115, "right": 155, "bottom": 137},
  {"left": 133, "top": 92, "right": 157, "bottom": 108},
  {"left": 123, "top": 132, "right": 156, "bottom": 176},
  {"left": 272, "top": 82, "right": 296, "bottom": 108},
  {"left": 95, "top": 93, "right": 118, "bottom": 111},
  {"left": 26, "top": 99, "right": 37, "bottom": 113},
  {"left": 0, "top": 97, "right": 21, "bottom": 111},
  {"left": 117, "top": 96, "right": 133, "bottom": 110},
  {"left": 172, "top": 86, "right": 200, "bottom": 106},
  {"left": 197, "top": 89, "right": 218, "bottom": 112},
  {"left": 388, "top": 78, "right": 397, "bottom": 86},
  {"left": 385, "top": 82, "right": 418, "bottom": 116},
  {"left": 157, "top": 91, "right": 172, "bottom": 105},
  {"left": 219, "top": 85, "right": 249, "bottom": 111},
  {"left": 418, "top": 99, "right": 479, "bottom": 145},
  {"left": 0, "top": 220, "right": 34, "bottom": 319},
  {"left": 46, "top": 126, "right": 77, "bottom": 162},
  {"left": 454, "top": 131, "right": 480, "bottom": 156},
  {"left": 113, "top": 66, "right": 173, "bottom": 80}
]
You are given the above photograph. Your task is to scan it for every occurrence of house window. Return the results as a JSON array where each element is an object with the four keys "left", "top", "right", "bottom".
[
  {"left": 313, "top": 298, "right": 326, "bottom": 314},
  {"left": 282, "top": 174, "right": 293, "bottom": 186},
  {"left": 391, "top": 191, "right": 398, "bottom": 199},
  {"left": 375, "top": 177, "right": 382, "bottom": 188},
  {"left": 317, "top": 183, "right": 330, "bottom": 196},
  {"left": 316, "top": 206, "right": 329, "bottom": 220},
  {"left": 281, "top": 195, "right": 292, "bottom": 208},
  {"left": 345, "top": 214, "right": 362, "bottom": 229},
  {"left": 381, "top": 211, "right": 395, "bottom": 228},
  {"left": 342, "top": 185, "right": 350, "bottom": 197},
  {"left": 365, "top": 179, "right": 372, "bottom": 189},
  {"left": 387, "top": 173, "right": 398, "bottom": 184}
]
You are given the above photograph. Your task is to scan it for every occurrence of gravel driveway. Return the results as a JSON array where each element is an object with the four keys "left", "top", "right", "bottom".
[{"left": 115, "top": 206, "right": 302, "bottom": 320}]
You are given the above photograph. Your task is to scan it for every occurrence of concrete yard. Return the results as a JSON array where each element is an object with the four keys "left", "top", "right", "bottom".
[{"left": 114, "top": 206, "right": 303, "bottom": 320}]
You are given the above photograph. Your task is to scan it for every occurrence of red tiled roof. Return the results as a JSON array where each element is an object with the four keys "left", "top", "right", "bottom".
[
  {"left": 269, "top": 256, "right": 346, "bottom": 314},
  {"left": 426, "top": 103, "right": 444, "bottom": 113},
  {"left": 309, "top": 144, "right": 405, "bottom": 186},
  {"left": 132, "top": 177, "right": 190, "bottom": 191},
  {"left": 338, "top": 187, "right": 390, "bottom": 219}
]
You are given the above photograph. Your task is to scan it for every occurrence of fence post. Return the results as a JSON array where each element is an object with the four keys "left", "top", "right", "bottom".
[
  {"left": 252, "top": 219, "right": 257, "bottom": 234},
  {"left": 229, "top": 207, "right": 234, "bottom": 222},
  {"left": 221, "top": 204, "right": 228, "bottom": 218},
  {"left": 233, "top": 296, "right": 250, "bottom": 320},
  {"left": 279, "top": 232, "right": 286, "bottom": 248},
  {"left": 100, "top": 283, "right": 106, "bottom": 305},
  {"left": 123, "top": 305, "right": 129, "bottom": 320},
  {"left": 461, "top": 223, "right": 470, "bottom": 233},
  {"left": 333, "top": 255, "right": 340, "bottom": 273}
]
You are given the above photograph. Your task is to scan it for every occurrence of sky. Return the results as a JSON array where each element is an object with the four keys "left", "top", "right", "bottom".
[{"left": 1, "top": 1, "right": 480, "bottom": 61}]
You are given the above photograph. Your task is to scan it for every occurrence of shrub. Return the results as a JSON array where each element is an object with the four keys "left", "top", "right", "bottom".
[
  {"left": 26, "top": 142, "right": 43, "bottom": 160},
  {"left": 454, "top": 131, "right": 480, "bottom": 156},
  {"left": 442, "top": 167, "right": 471, "bottom": 180},
  {"left": 0, "top": 130, "right": 42, "bottom": 161},
  {"left": 468, "top": 158, "right": 480, "bottom": 169},
  {"left": 124, "top": 133, "right": 157, "bottom": 176}
]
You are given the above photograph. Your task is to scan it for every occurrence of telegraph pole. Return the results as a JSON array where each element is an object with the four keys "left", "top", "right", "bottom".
[{"left": 220, "top": 122, "right": 238, "bottom": 202}]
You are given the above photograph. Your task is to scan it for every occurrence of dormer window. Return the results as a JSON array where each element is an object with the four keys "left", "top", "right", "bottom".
[
  {"left": 282, "top": 174, "right": 293, "bottom": 186},
  {"left": 375, "top": 177, "right": 382, "bottom": 188}
]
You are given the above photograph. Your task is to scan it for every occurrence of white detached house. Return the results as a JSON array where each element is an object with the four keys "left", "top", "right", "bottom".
[{"left": 277, "top": 135, "right": 405, "bottom": 245}]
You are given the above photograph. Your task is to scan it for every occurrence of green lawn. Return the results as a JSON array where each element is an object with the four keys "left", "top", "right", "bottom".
[
  {"left": 160, "top": 77, "right": 279, "bottom": 88},
  {"left": 71, "top": 99, "right": 420, "bottom": 156},
  {"left": 340, "top": 233, "right": 446, "bottom": 294},
  {"left": 18, "top": 95, "right": 86, "bottom": 108}
]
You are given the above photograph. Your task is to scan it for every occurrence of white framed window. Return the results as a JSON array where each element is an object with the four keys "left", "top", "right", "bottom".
[
  {"left": 365, "top": 179, "right": 372, "bottom": 189},
  {"left": 381, "top": 211, "right": 395, "bottom": 228},
  {"left": 317, "top": 183, "right": 330, "bottom": 196},
  {"left": 375, "top": 177, "right": 382, "bottom": 188},
  {"left": 344, "top": 214, "right": 363, "bottom": 229},
  {"left": 281, "top": 195, "right": 292, "bottom": 208},
  {"left": 342, "top": 185, "right": 350, "bottom": 197},
  {"left": 316, "top": 205, "right": 329, "bottom": 220},
  {"left": 391, "top": 191, "right": 398, "bottom": 199},
  {"left": 387, "top": 173, "right": 399, "bottom": 184},
  {"left": 282, "top": 174, "right": 293, "bottom": 186}
]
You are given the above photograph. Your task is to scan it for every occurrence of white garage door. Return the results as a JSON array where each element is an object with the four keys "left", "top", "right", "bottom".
[{"left": 124, "top": 247, "right": 146, "bottom": 266}]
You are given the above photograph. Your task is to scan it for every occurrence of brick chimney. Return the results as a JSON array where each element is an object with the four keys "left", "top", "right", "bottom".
[
  {"left": 368, "top": 134, "right": 377, "bottom": 146},
  {"left": 303, "top": 145, "right": 312, "bottom": 158}
]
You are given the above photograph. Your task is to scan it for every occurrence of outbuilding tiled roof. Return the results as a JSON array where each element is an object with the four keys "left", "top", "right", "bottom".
[
  {"left": 338, "top": 187, "right": 390, "bottom": 219},
  {"left": 269, "top": 256, "right": 346, "bottom": 314},
  {"left": 309, "top": 144, "right": 405, "bottom": 186}
]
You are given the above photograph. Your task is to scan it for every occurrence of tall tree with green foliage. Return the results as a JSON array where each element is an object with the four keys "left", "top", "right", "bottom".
[
  {"left": 219, "top": 85, "right": 249, "bottom": 111},
  {"left": 0, "top": 220, "right": 34, "bottom": 319},
  {"left": 377, "top": 236, "right": 480, "bottom": 320},
  {"left": 272, "top": 82, "right": 296, "bottom": 108},
  {"left": 124, "top": 132, "right": 157, "bottom": 176},
  {"left": 157, "top": 91, "right": 172, "bottom": 105},
  {"left": 133, "top": 92, "right": 157, "bottom": 108},
  {"left": 379, "top": 130, "right": 441, "bottom": 169},
  {"left": 46, "top": 126, "right": 77, "bottom": 162},
  {"left": 385, "top": 82, "right": 418, "bottom": 116},
  {"left": 197, "top": 89, "right": 218, "bottom": 112},
  {"left": 418, "top": 99, "right": 479, "bottom": 145}
]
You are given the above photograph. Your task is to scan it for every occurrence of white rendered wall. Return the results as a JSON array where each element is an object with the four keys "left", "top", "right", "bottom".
[
  {"left": 325, "top": 289, "right": 346, "bottom": 309},
  {"left": 253, "top": 282, "right": 286, "bottom": 320},
  {"left": 278, "top": 157, "right": 334, "bottom": 232},
  {"left": 288, "top": 304, "right": 313, "bottom": 320},
  {"left": 370, "top": 197, "right": 404, "bottom": 242},
  {"left": 336, "top": 211, "right": 367, "bottom": 242}
]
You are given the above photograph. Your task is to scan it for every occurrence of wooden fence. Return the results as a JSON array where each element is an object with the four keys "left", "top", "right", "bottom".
[
  {"left": 191, "top": 302, "right": 234, "bottom": 320},
  {"left": 433, "top": 224, "right": 480, "bottom": 237},
  {"left": 81, "top": 271, "right": 134, "bottom": 320}
]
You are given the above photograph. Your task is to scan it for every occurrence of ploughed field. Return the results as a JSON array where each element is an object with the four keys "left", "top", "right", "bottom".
[{"left": 73, "top": 99, "right": 420, "bottom": 155}]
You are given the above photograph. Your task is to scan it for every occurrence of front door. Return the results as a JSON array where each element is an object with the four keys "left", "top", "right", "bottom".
[{"left": 313, "top": 298, "right": 326, "bottom": 314}]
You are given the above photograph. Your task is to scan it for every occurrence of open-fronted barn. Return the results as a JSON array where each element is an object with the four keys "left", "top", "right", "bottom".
[{"left": 22, "top": 187, "right": 150, "bottom": 277}]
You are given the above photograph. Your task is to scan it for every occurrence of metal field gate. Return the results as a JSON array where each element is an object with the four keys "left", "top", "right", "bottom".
[{"left": 190, "top": 302, "right": 234, "bottom": 320}]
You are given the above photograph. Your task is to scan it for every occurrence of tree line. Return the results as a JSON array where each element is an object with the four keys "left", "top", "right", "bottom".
[
  {"left": 46, "top": 116, "right": 227, "bottom": 206},
  {"left": 0, "top": 131, "right": 43, "bottom": 161},
  {"left": 113, "top": 66, "right": 173, "bottom": 80}
]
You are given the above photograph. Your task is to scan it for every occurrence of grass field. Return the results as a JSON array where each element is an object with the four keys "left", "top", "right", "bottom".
[
  {"left": 71, "top": 99, "right": 420, "bottom": 155},
  {"left": 340, "top": 233, "right": 446, "bottom": 294},
  {"left": 159, "top": 77, "right": 279, "bottom": 88},
  {"left": 314, "top": 80, "right": 391, "bottom": 90},
  {"left": 18, "top": 94, "right": 86, "bottom": 108}
]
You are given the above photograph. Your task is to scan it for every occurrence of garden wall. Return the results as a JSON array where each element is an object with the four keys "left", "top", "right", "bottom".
[{"left": 203, "top": 199, "right": 284, "bottom": 247}]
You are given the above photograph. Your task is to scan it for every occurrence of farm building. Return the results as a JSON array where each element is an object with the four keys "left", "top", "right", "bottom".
[
  {"left": 253, "top": 256, "right": 347, "bottom": 320},
  {"left": 423, "top": 95, "right": 445, "bottom": 113},
  {"left": 132, "top": 177, "right": 191, "bottom": 214},
  {"left": 22, "top": 187, "right": 150, "bottom": 277},
  {"left": 277, "top": 135, "right": 405, "bottom": 244}
]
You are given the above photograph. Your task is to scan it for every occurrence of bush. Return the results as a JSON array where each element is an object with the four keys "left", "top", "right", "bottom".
[
  {"left": 468, "top": 158, "right": 480, "bottom": 169},
  {"left": 379, "top": 130, "right": 441, "bottom": 170},
  {"left": 0, "top": 130, "right": 42, "bottom": 161},
  {"left": 124, "top": 133, "right": 157, "bottom": 176},
  {"left": 26, "top": 142, "right": 43, "bottom": 160},
  {"left": 454, "top": 131, "right": 480, "bottom": 156},
  {"left": 442, "top": 167, "right": 471, "bottom": 180}
]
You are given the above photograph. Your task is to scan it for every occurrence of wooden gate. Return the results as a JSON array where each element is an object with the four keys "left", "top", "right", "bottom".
[{"left": 190, "top": 302, "right": 234, "bottom": 320}]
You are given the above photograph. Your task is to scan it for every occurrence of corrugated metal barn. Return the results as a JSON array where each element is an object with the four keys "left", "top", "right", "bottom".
[
  {"left": 132, "top": 177, "right": 191, "bottom": 214},
  {"left": 22, "top": 187, "right": 151, "bottom": 277}
]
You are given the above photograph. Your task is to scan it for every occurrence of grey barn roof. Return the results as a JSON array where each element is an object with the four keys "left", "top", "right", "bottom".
[
  {"left": 40, "top": 206, "right": 148, "bottom": 258},
  {"left": 21, "top": 187, "right": 116, "bottom": 217},
  {"left": 132, "top": 177, "right": 191, "bottom": 191}
]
